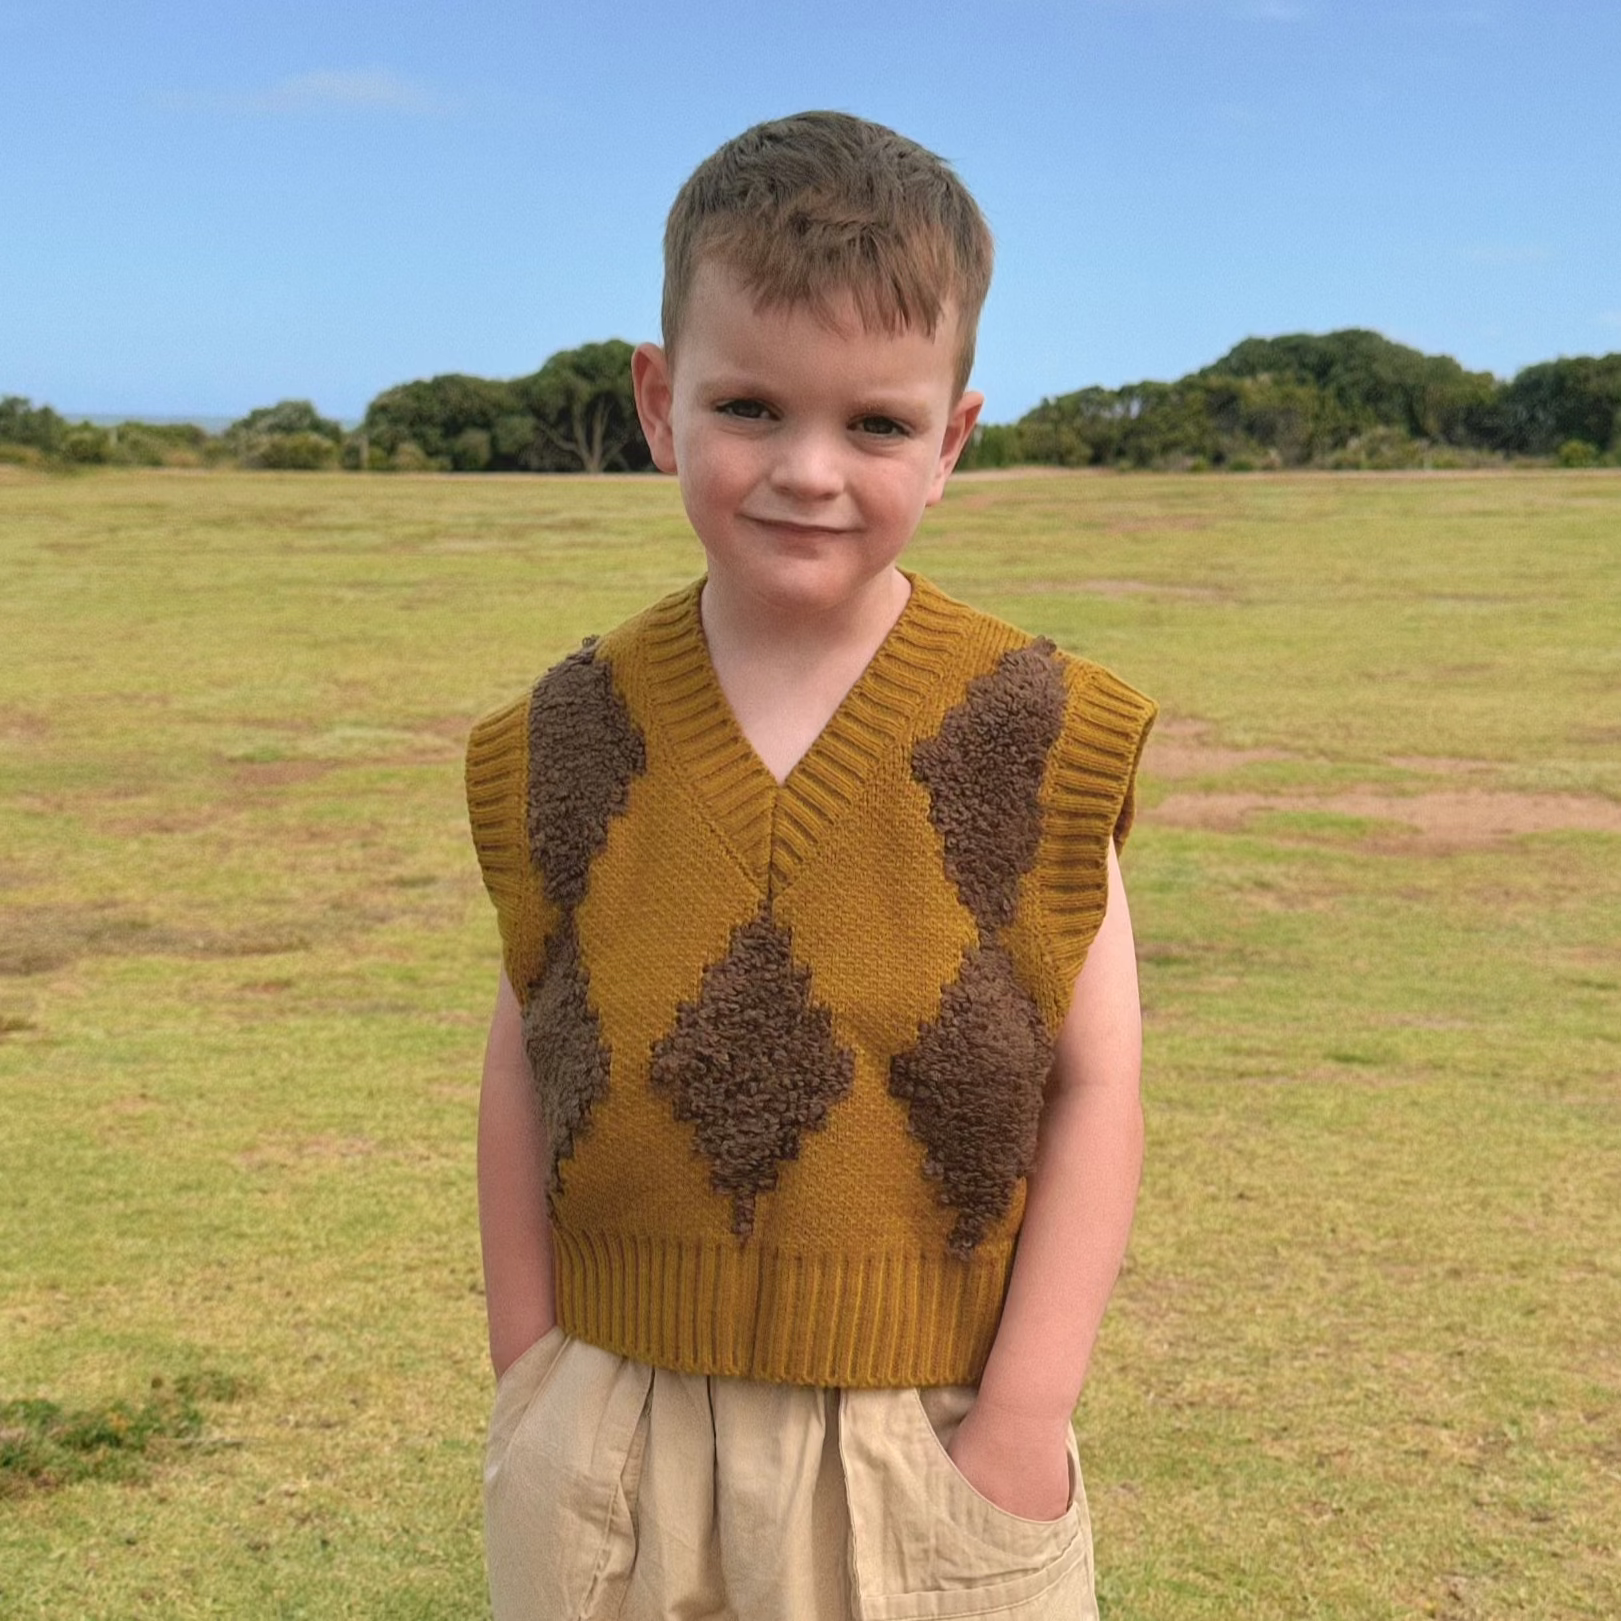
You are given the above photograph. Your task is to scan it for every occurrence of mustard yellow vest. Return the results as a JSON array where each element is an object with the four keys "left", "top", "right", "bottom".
[{"left": 466, "top": 573, "right": 1155, "bottom": 1387}]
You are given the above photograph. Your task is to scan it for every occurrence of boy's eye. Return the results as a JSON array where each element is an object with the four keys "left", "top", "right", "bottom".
[
  {"left": 855, "top": 415, "right": 909, "bottom": 438},
  {"left": 717, "top": 398, "right": 772, "bottom": 420}
]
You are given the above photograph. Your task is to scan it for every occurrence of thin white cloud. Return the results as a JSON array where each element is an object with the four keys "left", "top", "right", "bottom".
[{"left": 160, "top": 68, "right": 450, "bottom": 117}]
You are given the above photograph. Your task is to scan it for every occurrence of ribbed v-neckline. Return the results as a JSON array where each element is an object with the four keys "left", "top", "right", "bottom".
[{"left": 639, "top": 571, "right": 965, "bottom": 891}]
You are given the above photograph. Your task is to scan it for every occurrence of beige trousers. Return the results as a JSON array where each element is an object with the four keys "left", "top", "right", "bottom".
[{"left": 485, "top": 1328, "right": 1099, "bottom": 1621}]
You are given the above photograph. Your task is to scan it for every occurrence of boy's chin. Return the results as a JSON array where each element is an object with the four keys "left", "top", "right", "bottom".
[{"left": 706, "top": 554, "right": 907, "bottom": 620}]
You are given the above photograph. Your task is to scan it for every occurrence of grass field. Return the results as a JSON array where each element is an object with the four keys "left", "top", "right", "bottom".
[{"left": 2, "top": 466, "right": 1618, "bottom": 1619}]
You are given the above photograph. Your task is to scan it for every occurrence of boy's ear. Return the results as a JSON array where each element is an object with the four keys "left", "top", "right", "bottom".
[
  {"left": 632, "top": 342, "right": 678, "bottom": 474},
  {"left": 926, "top": 389, "right": 985, "bottom": 505}
]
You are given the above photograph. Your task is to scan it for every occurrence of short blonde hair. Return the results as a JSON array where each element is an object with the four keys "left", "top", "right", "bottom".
[{"left": 662, "top": 111, "right": 994, "bottom": 397}]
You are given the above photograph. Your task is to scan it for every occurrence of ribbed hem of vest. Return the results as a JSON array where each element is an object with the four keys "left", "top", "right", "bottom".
[{"left": 552, "top": 1229, "right": 1013, "bottom": 1388}]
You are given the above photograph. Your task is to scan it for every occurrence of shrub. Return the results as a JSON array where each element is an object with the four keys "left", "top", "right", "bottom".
[
  {"left": 61, "top": 427, "right": 112, "bottom": 464},
  {"left": 1557, "top": 438, "right": 1599, "bottom": 468},
  {"left": 107, "top": 428, "right": 168, "bottom": 467},
  {"left": 0, "top": 397, "right": 66, "bottom": 455},
  {"left": 958, "top": 422, "right": 1022, "bottom": 470},
  {"left": 452, "top": 427, "right": 493, "bottom": 472},
  {"left": 389, "top": 440, "right": 433, "bottom": 472},
  {"left": 492, "top": 412, "right": 539, "bottom": 463},
  {"left": 254, "top": 432, "right": 338, "bottom": 470},
  {"left": 1326, "top": 426, "right": 1426, "bottom": 471},
  {"left": 225, "top": 400, "right": 343, "bottom": 445}
]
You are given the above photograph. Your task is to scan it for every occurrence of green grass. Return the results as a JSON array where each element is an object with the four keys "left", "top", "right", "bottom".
[
  {"left": 1, "top": 1372, "right": 243, "bottom": 1497},
  {"left": 2, "top": 467, "right": 1618, "bottom": 1618}
]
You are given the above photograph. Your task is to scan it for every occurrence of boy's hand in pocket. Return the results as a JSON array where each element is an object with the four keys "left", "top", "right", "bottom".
[{"left": 947, "top": 1398, "right": 1071, "bottom": 1522}]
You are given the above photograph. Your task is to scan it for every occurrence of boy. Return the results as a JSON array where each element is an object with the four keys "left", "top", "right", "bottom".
[{"left": 468, "top": 111, "right": 1154, "bottom": 1620}]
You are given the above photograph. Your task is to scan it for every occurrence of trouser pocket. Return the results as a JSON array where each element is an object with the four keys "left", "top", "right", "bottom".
[
  {"left": 839, "top": 1384, "right": 1096, "bottom": 1620},
  {"left": 485, "top": 1334, "right": 653, "bottom": 1621}
]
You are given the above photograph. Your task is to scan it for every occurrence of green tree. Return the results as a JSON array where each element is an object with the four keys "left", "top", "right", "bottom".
[
  {"left": 0, "top": 397, "right": 66, "bottom": 455},
  {"left": 363, "top": 375, "right": 520, "bottom": 465},
  {"left": 452, "top": 427, "right": 494, "bottom": 472},
  {"left": 225, "top": 400, "right": 343, "bottom": 444},
  {"left": 1205, "top": 330, "right": 1497, "bottom": 445},
  {"left": 224, "top": 400, "right": 345, "bottom": 470},
  {"left": 256, "top": 432, "right": 338, "bottom": 470},
  {"left": 1497, "top": 356, "right": 1621, "bottom": 455},
  {"left": 513, "top": 340, "right": 651, "bottom": 473},
  {"left": 61, "top": 426, "right": 113, "bottom": 464}
]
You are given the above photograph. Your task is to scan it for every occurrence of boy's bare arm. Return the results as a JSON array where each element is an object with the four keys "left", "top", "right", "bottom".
[
  {"left": 478, "top": 971, "right": 557, "bottom": 1379},
  {"left": 948, "top": 842, "right": 1145, "bottom": 1519}
]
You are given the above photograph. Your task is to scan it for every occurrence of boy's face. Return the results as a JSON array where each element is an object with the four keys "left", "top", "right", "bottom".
[{"left": 633, "top": 260, "right": 982, "bottom": 621}]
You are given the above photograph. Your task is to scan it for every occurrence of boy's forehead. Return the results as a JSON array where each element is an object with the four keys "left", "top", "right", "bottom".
[{"left": 677, "top": 258, "right": 961, "bottom": 387}]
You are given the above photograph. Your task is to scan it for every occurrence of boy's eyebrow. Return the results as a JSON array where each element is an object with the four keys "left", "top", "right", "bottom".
[{"left": 698, "top": 369, "right": 942, "bottom": 413}]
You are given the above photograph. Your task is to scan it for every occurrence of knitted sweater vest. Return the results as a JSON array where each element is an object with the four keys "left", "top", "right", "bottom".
[{"left": 466, "top": 572, "right": 1155, "bottom": 1388}]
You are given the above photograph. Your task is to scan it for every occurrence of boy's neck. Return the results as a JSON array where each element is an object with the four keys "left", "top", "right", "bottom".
[
  {"left": 698, "top": 564, "right": 912, "bottom": 675},
  {"left": 697, "top": 564, "right": 914, "bottom": 785}
]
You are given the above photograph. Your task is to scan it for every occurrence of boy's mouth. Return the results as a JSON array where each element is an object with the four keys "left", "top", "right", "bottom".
[{"left": 742, "top": 515, "right": 852, "bottom": 537}]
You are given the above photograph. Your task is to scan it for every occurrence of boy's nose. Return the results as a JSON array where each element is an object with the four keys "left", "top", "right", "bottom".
[{"left": 767, "top": 428, "right": 844, "bottom": 501}]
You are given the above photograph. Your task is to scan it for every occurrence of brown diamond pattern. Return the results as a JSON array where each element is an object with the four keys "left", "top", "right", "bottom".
[
  {"left": 522, "top": 917, "right": 613, "bottom": 1197},
  {"left": 910, "top": 638, "right": 1066, "bottom": 933},
  {"left": 521, "top": 642, "right": 647, "bottom": 1190},
  {"left": 650, "top": 907, "right": 855, "bottom": 1238},
  {"left": 526, "top": 640, "right": 648, "bottom": 911},
  {"left": 889, "top": 941, "right": 1054, "bottom": 1258}
]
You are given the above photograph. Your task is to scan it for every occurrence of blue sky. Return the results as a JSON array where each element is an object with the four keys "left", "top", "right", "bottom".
[{"left": 3, "top": 0, "right": 1617, "bottom": 423}]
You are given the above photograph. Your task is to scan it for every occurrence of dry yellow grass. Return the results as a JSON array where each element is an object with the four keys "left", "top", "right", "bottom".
[{"left": 2, "top": 468, "right": 1618, "bottom": 1618}]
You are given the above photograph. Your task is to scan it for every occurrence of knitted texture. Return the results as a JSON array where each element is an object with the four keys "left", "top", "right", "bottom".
[{"left": 466, "top": 572, "right": 1156, "bottom": 1386}]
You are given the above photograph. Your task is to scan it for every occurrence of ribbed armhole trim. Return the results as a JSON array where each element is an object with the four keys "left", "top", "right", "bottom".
[
  {"left": 466, "top": 690, "right": 552, "bottom": 992},
  {"left": 466, "top": 692, "right": 532, "bottom": 914},
  {"left": 1038, "top": 660, "right": 1157, "bottom": 989},
  {"left": 553, "top": 1228, "right": 1012, "bottom": 1388}
]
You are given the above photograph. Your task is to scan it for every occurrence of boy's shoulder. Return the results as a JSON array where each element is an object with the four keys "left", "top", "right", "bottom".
[
  {"left": 907, "top": 572, "right": 1157, "bottom": 726},
  {"left": 466, "top": 572, "right": 1156, "bottom": 766},
  {"left": 465, "top": 583, "right": 696, "bottom": 748}
]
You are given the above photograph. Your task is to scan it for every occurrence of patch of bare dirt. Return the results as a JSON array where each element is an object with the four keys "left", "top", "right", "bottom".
[
  {"left": 1385, "top": 756, "right": 1501, "bottom": 777},
  {"left": 1147, "top": 789, "right": 1621, "bottom": 851},
  {"left": 228, "top": 760, "right": 339, "bottom": 788},
  {"left": 420, "top": 714, "right": 481, "bottom": 744},
  {"left": 0, "top": 709, "right": 51, "bottom": 743},
  {"left": 1141, "top": 717, "right": 1293, "bottom": 780},
  {"left": 237, "top": 1135, "right": 376, "bottom": 1171},
  {"left": 0, "top": 905, "right": 311, "bottom": 976}
]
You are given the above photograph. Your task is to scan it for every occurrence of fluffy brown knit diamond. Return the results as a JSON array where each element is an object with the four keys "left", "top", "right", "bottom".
[
  {"left": 521, "top": 641, "right": 647, "bottom": 1191},
  {"left": 910, "top": 638, "right": 1066, "bottom": 933},
  {"left": 650, "top": 907, "right": 855, "bottom": 1239},
  {"left": 889, "top": 940, "right": 1054, "bottom": 1258},
  {"left": 526, "top": 641, "right": 648, "bottom": 912},
  {"left": 522, "top": 918, "right": 613, "bottom": 1198}
]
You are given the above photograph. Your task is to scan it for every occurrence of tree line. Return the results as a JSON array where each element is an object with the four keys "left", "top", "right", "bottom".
[
  {"left": 968, "top": 331, "right": 1621, "bottom": 471},
  {"left": 4, "top": 330, "right": 1618, "bottom": 474}
]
